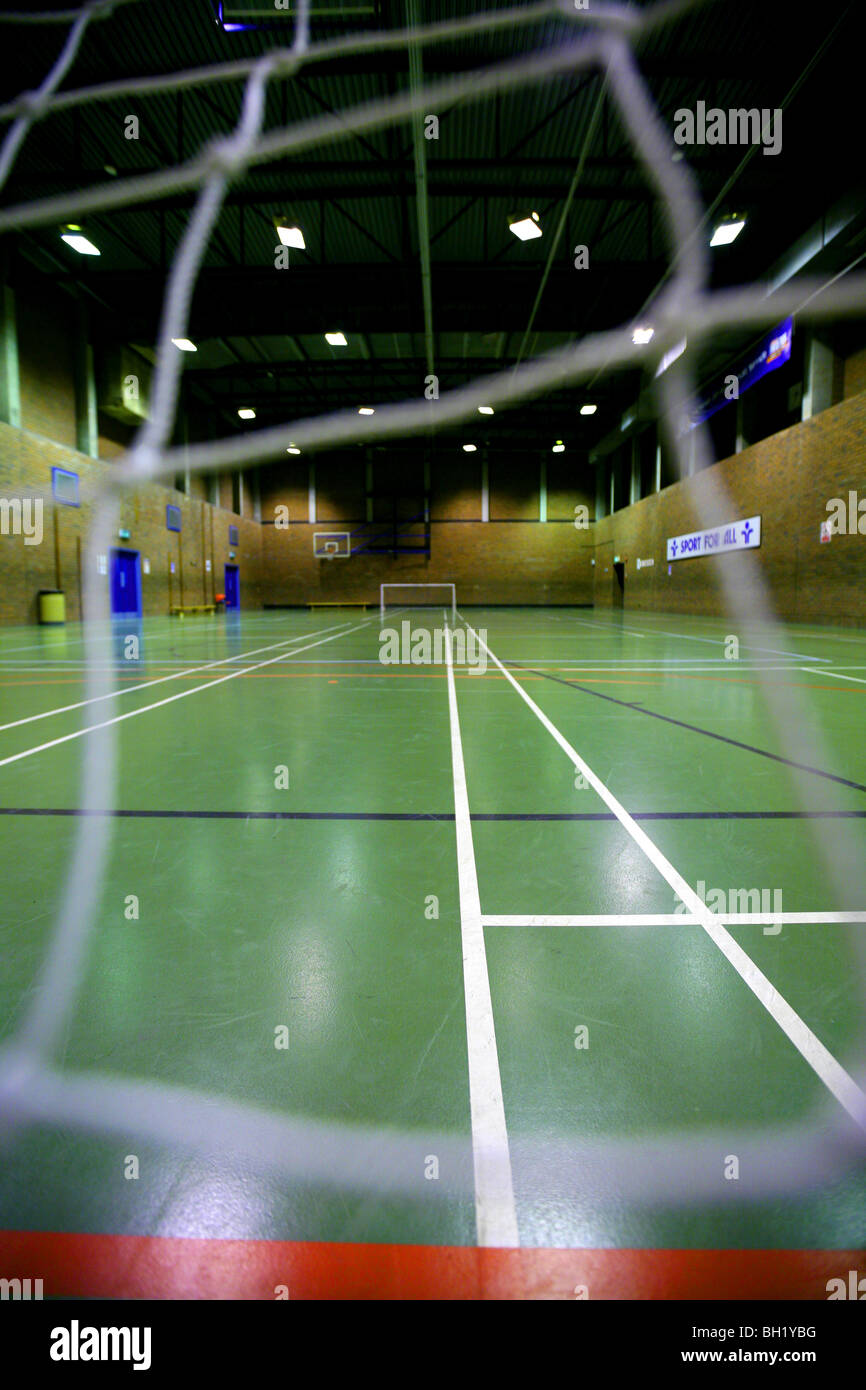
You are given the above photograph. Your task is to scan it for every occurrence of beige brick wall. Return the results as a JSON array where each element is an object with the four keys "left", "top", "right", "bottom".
[
  {"left": 593, "top": 389, "right": 866, "bottom": 625},
  {"left": 0, "top": 422, "right": 262, "bottom": 624}
]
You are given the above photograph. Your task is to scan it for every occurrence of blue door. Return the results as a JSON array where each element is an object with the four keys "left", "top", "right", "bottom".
[
  {"left": 110, "top": 549, "right": 142, "bottom": 617},
  {"left": 224, "top": 564, "right": 240, "bottom": 610}
]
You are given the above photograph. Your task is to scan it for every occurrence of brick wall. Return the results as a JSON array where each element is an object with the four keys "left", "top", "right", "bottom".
[
  {"left": 593, "top": 388, "right": 866, "bottom": 624},
  {"left": 0, "top": 421, "right": 262, "bottom": 624},
  {"left": 259, "top": 456, "right": 596, "bottom": 606}
]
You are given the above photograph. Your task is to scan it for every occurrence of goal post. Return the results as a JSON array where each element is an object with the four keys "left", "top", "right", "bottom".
[{"left": 380, "top": 583, "right": 456, "bottom": 620}]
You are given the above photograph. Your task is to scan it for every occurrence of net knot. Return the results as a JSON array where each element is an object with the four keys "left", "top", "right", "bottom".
[
  {"left": 17, "top": 90, "right": 49, "bottom": 121},
  {"left": 205, "top": 137, "right": 249, "bottom": 180}
]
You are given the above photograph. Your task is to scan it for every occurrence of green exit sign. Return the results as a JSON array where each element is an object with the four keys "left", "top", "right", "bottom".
[{"left": 118, "top": 528, "right": 131, "bottom": 541}]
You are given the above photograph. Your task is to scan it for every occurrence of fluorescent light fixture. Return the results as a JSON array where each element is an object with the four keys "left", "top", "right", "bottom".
[
  {"left": 508, "top": 211, "right": 542, "bottom": 241},
  {"left": 580, "top": 404, "right": 597, "bottom": 416},
  {"left": 552, "top": 440, "right": 565, "bottom": 453},
  {"left": 462, "top": 443, "right": 477, "bottom": 452},
  {"left": 275, "top": 220, "right": 305, "bottom": 249},
  {"left": 171, "top": 338, "right": 197, "bottom": 352},
  {"left": 325, "top": 331, "right": 348, "bottom": 346},
  {"left": 478, "top": 405, "right": 495, "bottom": 415},
  {"left": 237, "top": 407, "right": 256, "bottom": 420},
  {"left": 60, "top": 225, "right": 99, "bottom": 255},
  {"left": 632, "top": 326, "right": 654, "bottom": 345},
  {"left": 287, "top": 446, "right": 301, "bottom": 455},
  {"left": 358, "top": 407, "right": 375, "bottom": 415},
  {"left": 710, "top": 216, "right": 746, "bottom": 247},
  {"left": 655, "top": 336, "right": 687, "bottom": 377}
]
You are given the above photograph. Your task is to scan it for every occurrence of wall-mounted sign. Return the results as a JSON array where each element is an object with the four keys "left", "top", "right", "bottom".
[
  {"left": 636, "top": 557, "right": 655, "bottom": 570},
  {"left": 143, "top": 558, "right": 150, "bottom": 574},
  {"left": 820, "top": 519, "right": 833, "bottom": 544},
  {"left": 691, "top": 322, "right": 792, "bottom": 427},
  {"left": 118, "top": 528, "right": 130, "bottom": 541},
  {"left": 166, "top": 504, "right": 182, "bottom": 532},
  {"left": 97, "top": 554, "right": 107, "bottom": 575},
  {"left": 52, "top": 467, "right": 80, "bottom": 507},
  {"left": 667, "top": 515, "right": 761, "bottom": 562}
]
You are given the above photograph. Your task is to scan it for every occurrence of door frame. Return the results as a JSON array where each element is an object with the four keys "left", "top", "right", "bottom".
[
  {"left": 224, "top": 563, "right": 240, "bottom": 610},
  {"left": 109, "top": 547, "right": 142, "bottom": 618}
]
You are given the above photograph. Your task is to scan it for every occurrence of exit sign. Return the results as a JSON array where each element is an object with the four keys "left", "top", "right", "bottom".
[{"left": 118, "top": 528, "right": 131, "bottom": 541}]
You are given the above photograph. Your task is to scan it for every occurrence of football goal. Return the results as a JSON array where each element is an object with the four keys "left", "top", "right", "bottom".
[{"left": 380, "top": 583, "right": 456, "bottom": 620}]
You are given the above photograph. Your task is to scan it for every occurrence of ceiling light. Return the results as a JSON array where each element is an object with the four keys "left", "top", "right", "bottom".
[
  {"left": 60, "top": 225, "right": 99, "bottom": 255},
  {"left": 710, "top": 216, "right": 746, "bottom": 247},
  {"left": 462, "top": 443, "right": 477, "bottom": 452},
  {"left": 632, "top": 326, "right": 654, "bottom": 345},
  {"left": 552, "top": 440, "right": 565, "bottom": 453},
  {"left": 172, "top": 338, "right": 197, "bottom": 352},
  {"left": 358, "top": 407, "right": 375, "bottom": 415},
  {"left": 478, "top": 405, "right": 494, "bottom": 415},
  {"left": 275, "top": 220, "right": 305, "bottom": 249},
  {"left": 237, "top": 407, "right": 256, "bottom": 420},
  {"left": 325, "top": 331, "right": 347, "bottom": 346},
  {"left": 580, "top": 404, "right": 597, "bottom": 416},
  {"left": 508, "top": 211, "right": 542, "bottom": 241},
  {"left": 287, "top": 446, "right": 301, "bottom": 455}
]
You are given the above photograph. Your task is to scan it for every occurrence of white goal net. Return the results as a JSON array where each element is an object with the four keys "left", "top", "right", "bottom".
[
  {"left": 0, "top": 0, "right": 864, "bottom": 1255},
  {"left": 380, "top": 582, "right": 456, "bottom": 619}
]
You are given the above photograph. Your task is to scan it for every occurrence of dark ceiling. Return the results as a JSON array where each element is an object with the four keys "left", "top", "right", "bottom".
[{"left": 0, "top": 0, "right": 864, "bottom": 457}]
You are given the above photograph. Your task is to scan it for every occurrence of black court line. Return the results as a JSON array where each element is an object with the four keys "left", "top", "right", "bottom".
[
  {"left": 2, "top": 808, "right": 866, "bottom": 822},
  {"left": 500, "top": 662, "right": 866, "bottom": 796}
]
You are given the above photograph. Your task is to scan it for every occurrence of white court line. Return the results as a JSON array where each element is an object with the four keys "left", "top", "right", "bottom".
[
  {"left": 0, "top": 619, "right": 355, "bottom": 733},
  {"left": 650, "top": 627, "right": 826, "bottom": 661},
  {"left": 457, "top": 610, "right": 866, "bottom": 1134},
  {"left": 482, "top": 912, "right": 866, "bottom": 927},
  {"left": 555, "top": 663, "right": 809, "bottom": 673},
  {"left": 806, "top": 668, "right": 866, "bottom": 686},
  {"left": 0, "top": 619, "right": 371, "bottom": 769},
  {"left": 444, "top": 620, "right": 518, "bottom": 1248},
  {"left": 570, "top": 616, "right": 645, "bottom": 637}
]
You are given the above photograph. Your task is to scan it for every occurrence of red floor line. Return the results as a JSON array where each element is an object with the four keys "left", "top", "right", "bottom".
[{"left": 1, "top": 1230, "right": 862, "bottom": 1299}]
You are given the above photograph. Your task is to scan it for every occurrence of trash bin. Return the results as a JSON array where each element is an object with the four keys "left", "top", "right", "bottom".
[{"left": 38, "top": 590, "right": 66, "bottom": 625}]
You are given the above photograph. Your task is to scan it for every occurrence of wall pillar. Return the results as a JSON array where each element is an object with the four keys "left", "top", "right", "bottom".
[
  {"left": 0, "top": 284, "right": 21, "bottom": 429},
  {"left": 73, "top": 301, "right": 98, "bottom": 458},
  {"left": 735, "top": 396, "right": 746, "bottom": 453},
  {"left": 802, "top": 332, "right": 837, "bottom": 420},
  {"left": 629, "top": 437, "right": 640, "bottom": 505}
]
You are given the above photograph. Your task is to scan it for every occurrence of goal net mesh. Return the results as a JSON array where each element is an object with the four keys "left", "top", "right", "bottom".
[
  {"left": 0, "top": 0, "right": 865, "bottom": 1252},
  {"left": 381, "top": 583, "right": 456, "bottom": 617}
]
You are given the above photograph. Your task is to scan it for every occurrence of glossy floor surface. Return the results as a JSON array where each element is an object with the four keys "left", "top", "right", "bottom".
[{"left": 1, "top": 606, "right": 865, "bottom": 1295}]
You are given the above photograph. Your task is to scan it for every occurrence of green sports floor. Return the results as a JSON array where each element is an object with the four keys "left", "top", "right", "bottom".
[{"left": 1, "top": 605, "right": 865, "bottom": 1298}]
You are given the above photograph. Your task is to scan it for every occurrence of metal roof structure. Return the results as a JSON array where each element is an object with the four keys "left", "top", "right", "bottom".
[{"left": 1, "top": 0, "right": 864, "bottom": 460}]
